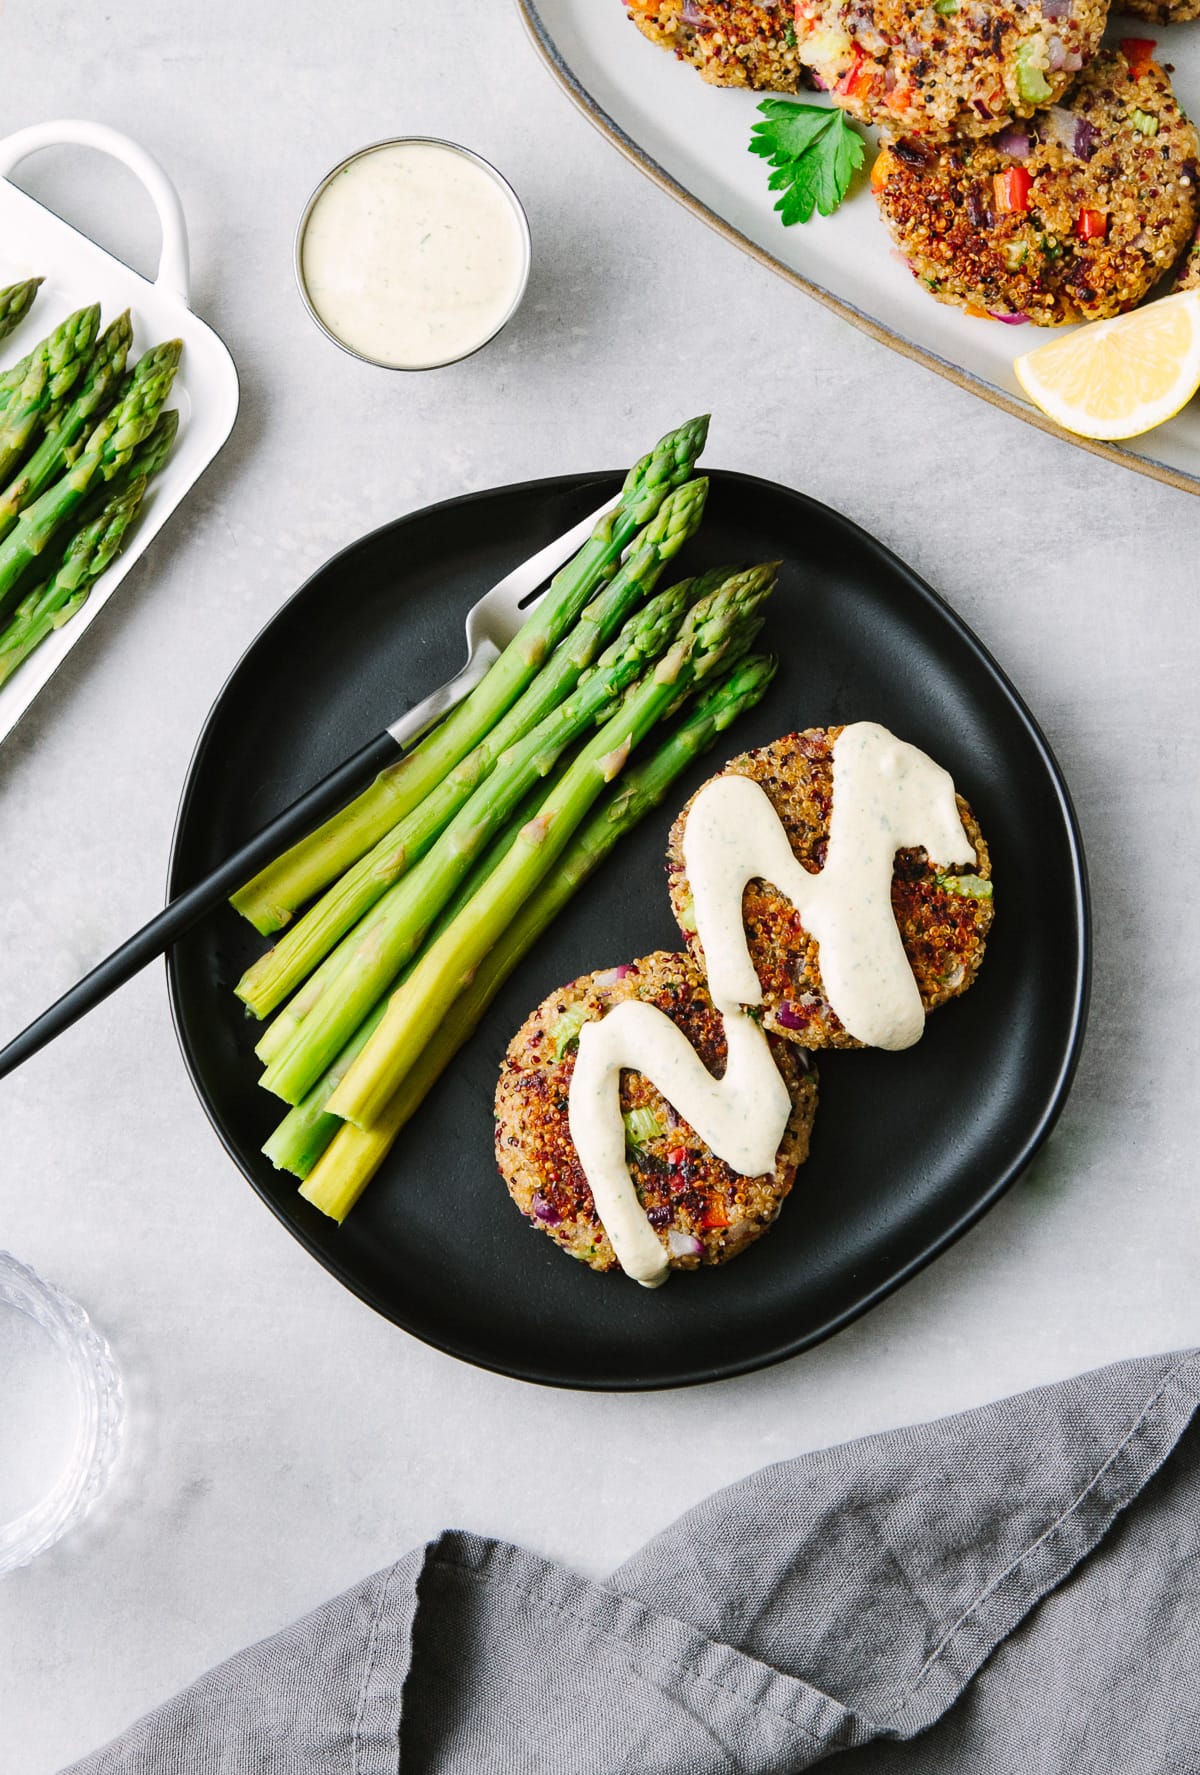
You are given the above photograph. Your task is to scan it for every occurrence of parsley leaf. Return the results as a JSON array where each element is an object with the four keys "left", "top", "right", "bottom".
[{"left": 748, "top": 99, "right": 866, "bottom": 225}]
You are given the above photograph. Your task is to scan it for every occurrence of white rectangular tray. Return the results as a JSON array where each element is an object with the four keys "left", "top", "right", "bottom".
[{"left": 0, "top": 119, "right": 239, "bottom": 745}]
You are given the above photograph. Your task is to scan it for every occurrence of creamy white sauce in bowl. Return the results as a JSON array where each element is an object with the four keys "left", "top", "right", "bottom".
[{"left": 296, "top": 138, "right": 531, "bottom": 370}]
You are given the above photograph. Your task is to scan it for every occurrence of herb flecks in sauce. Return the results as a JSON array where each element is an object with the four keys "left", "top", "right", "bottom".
[{"left": 301, "top": 142, "right": 526, "bottom": 369}]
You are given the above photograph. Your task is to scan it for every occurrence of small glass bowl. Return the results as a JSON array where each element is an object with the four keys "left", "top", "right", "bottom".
[
  {"left": 0, "top": 1253, "right": 123, "bottom": 1576},
  {"left": 294, "top": 136, "right": 532, "bottom": 371}
]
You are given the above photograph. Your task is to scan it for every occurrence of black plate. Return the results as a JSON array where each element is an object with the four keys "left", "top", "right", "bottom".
[{"left": 167, "top": 470, "right": 1090, "bottom": 1391}]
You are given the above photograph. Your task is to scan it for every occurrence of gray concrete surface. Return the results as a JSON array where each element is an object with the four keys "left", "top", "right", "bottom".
[{"left": 0, "top": 3, "right": 1196, "bottom": 1767}]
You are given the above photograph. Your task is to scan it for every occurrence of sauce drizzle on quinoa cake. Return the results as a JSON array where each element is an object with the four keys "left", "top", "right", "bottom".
[{"left": 567, "top": 722, "right": 978, "bottom": 1285}]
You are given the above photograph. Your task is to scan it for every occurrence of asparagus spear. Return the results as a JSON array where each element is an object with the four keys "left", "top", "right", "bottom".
[
  {"left": 260, "top": 577, "right": 704, "bottom": 1105},
  {"left": 0, "top": 284, "right": 49, "bottom": 413},
  {"left": 0, "top": 478, "right": 148, "bottom": 689},
  {"left": 0, "top": 351, "right": 32, "bottom": 415},
  {"left": 230, "top": 415, "right": 711, "bottom": 935},
  {"left": 0, "top": 312, "right": 133, "bottom": 541},
  {"left": 116, "top": 405, "right": 179, "bottom": 486},
  {"left": 263, "top": 1003, "right": 386, "bottom": 1176},
  {"left": 248, "top": 535, "right": 719, "bottom": 1069},
  {"left": 236, "top": 481, "right": 712, "bottom": 1021},
  {"left": 327, "top": 564, "right": 777, "bottom": 1130},
  {"left": 0, "top": 341, "right": 180, "bottom": 623},
  {"left": 0, "top": 278, "right": 42, "bottom": 346},
  {"left": 0, "top": 304, "right": 100, "bottom": 487},
  {"left": 261, "top": 781, "right": 563, "bottom": 1161},
  {"left": 253, "top": 763, "right": 562, "bottom": 1072},
  {"left": 296, "top": 651, "right": 779, "bottom": 1217}
]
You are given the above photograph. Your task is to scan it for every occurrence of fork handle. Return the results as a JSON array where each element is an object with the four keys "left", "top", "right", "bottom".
[
  {"left": 387, "top": 639, "right": 499, "bottom": 748},
  {"left": 0, "top": 729, "right": 401, "bottom": 1083}
]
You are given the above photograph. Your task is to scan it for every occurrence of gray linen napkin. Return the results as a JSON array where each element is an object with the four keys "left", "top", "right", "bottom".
[{"left": 67, "top": 1349, "right": 1200, "bottom": 1775}]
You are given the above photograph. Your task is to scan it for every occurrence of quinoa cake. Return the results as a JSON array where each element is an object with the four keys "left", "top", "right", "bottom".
[
  {"left": 872, "top": 48, "right": 1200, "bottom": 324},
  {"left": 666, "top": 728, "right": 993, "bottom": 1051},
  {"left": 624, "top": 0, "right": 809, "bottom": 91},
  {"left": 494, "top": 951, "right": 818, "bottom": 1274},
  {"left": 790, "top": 0, "right": 1108, "bottom": 142},
  {"left": 1119, "top": 0, "right": 1200, "bottom": 22}
]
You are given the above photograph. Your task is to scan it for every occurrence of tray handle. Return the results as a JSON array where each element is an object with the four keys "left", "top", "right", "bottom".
[{"left": 0, "top": 119, "right": 190, "bottom": 306}]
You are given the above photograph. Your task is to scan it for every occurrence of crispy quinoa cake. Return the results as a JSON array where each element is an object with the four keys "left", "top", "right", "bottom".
[
  {"left": 494, "top": 950, "right": 818, "bottom": 1275},
  {"left": 873, "top": 48, "right": 1200, "bottom": 324},
  {"left": 1119, "top": 0, "right": 1200, "bottom": 22},
  {"left": 624, "top": 0, "right": 809, "bottom": 91},
  {"left": 791, "top": 0, "right": 1109, "bottom": 142},
  {"left": 666, "top": 728, "right": 993, "bottom": 1051}
]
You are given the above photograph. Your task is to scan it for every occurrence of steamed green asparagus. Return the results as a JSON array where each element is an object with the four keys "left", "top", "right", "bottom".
[
  {"left": 230, "top": 415, "right": 711, "bottom": 935},
  {"left": 327, "top": 562, "right": 777, "bottom": 1128},
  {"left": 236, "top": 479, "right": 711, "bottom": 1021},
  {"left": 0, "top": 304, "right": 100, "bottom": 487},
  {"left": 0, "top": 477, "right": 148, "bottom": 689},
  {"left": 0, "top": 312, "right": 133, "bottom": 541},
  {"left": 260, "top": 577, "right": 703, "bottom": 1105},
  {"left": 0, "top": 278, "right": 42, "bottom": 346},
  {"left": 297, "top": 650, "right": 778, "bottom": 1218},
  {"left": 0, "top": 339, "right": 180, "bottom": 622}
]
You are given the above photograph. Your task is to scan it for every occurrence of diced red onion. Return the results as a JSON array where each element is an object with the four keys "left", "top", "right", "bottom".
[
  {"left": 776, "top": 1002, "right": 806, "bottom": 1031},
  {"left": 1063, "top": 50, "right": 1082, "bottom": 71},
  {"left": 809, "top": 71, "right": 829, "bottom": 90},
  {"left": 667, "top": 1230, "right": 704, "bottom": 1258},
  {"left": 966, "top": 186, "right": 990, "bottom": 227},
  {"left": 1042, "top": 0, "right": 1072, "bottom": 15},
  {"left": 1047, "top": 34, "right": 1066, "bottom": 70},
  {"left": 531, "top": 1192, "right": 561, "bottom": 1225},
  {"left": 594, "top": 964, "right": 633, "bottom": 985},
  {"left": 988, "top": 309, "right": 1030, "bottom": 323},
  {"left": 996, "top": 125, "right": 1031, "bottom": 158},
  {"left": 681, "top": 0, "right": 708, "bottom": 22},
  {"left": 1074, "top": 116, "right": 1098, "bottom": 158}
]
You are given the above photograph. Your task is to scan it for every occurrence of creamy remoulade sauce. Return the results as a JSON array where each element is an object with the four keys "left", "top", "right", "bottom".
[
  {"left": 568, "top": 723, "right": 977, "bottom": 1287},
  {"left": 300, "top": 141, "right": 527, "bottom": 369}
]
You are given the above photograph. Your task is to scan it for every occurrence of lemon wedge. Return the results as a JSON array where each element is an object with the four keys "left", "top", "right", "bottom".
[{"left": 1014, "top": 291, "right": 1200, "bottom": 441}]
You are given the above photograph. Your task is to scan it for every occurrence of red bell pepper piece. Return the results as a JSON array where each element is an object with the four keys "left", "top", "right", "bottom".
[
  {"left": 1120, "top": 37, "right": 1156, "bottom": 78},
  {"left": 993, "top": 166, "right": 1032, "bottom": 214},
  {"left": 701, "top": 1199, "right": 730, "bottom": 1229},
  {"left": 837, "top": 44, "right": 873, "bottom": 99},
  {"left": 1076, "top": 208, "right": 1107, "bottom": 240}
]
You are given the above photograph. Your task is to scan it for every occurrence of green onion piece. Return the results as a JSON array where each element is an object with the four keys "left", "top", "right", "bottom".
[
  {"left": 550, "top": 1004, "right": 588, "bottom": 1060},
  {"left": 937, "top": 872, "right": 994, "bottom": 900},
  {"left": 1130, "top": 108, "right": 1159, "bottom": 137},
  {"left": 623, "top": 1106, "right": 667, "bottom": 1150}
]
